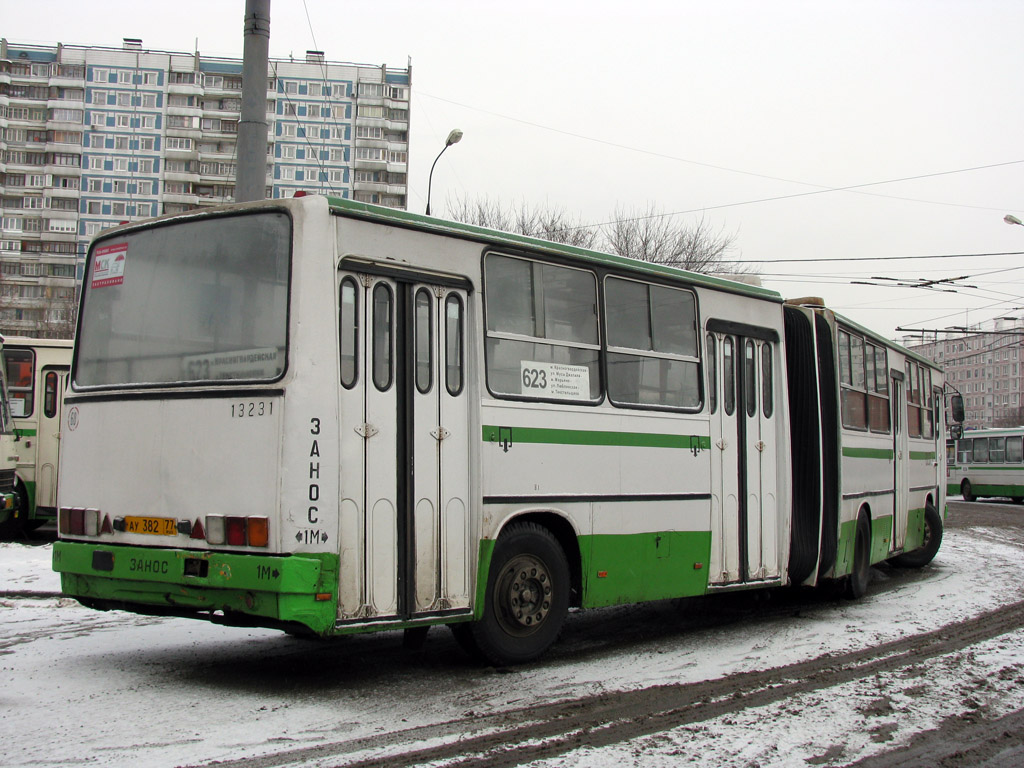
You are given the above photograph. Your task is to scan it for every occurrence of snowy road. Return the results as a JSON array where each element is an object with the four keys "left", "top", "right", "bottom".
[{"left": 2, "top": 501, "right": 1024, "bottom": 768}]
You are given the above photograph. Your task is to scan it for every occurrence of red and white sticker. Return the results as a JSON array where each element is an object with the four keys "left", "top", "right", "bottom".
[{"left": 92, "top": 243, "right": 128, "bottom": 288}]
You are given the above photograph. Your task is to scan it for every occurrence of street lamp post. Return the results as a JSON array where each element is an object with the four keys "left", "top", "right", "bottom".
[{"left": 425, "top": 129, "right": 463, "bottom": 216}]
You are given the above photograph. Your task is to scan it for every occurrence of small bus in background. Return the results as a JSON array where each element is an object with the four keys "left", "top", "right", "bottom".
[
  {"left": 2, "top": 338, "right": 73, "bottom": 534},
  {"left": 0, "top": 337, "right": 28, "bottom": 536},
  {"left": 948, "top": 427, "right": 1024, "bottom": 503}
]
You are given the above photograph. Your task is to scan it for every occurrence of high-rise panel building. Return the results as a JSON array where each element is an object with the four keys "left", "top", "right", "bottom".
[
  {"left": 904, "top": 316, "right": 1024, "bottom": 431},
  {"left": 0, "top": 37, "right": 412, "bottom": 337}
]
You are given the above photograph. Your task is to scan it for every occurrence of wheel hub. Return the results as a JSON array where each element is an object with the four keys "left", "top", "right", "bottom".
[{"left": 497, "top": 555, "right": 553, "bottom": 634}]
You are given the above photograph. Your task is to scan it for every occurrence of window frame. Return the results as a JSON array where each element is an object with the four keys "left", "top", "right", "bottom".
[
  {"left": 482, "top": 251, "right": 602, "bottom": 405},
  {"left": 603, "top": 274, "right": 702, "bottom": 412}
]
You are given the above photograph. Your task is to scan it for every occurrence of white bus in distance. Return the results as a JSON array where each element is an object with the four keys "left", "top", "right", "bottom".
[
  {"left": 2, "top": 337, "right": 73, "bottom": 536},
  {"left": 52, "top": 195, "right": 961, "bottom": 664},
  {"left": 948, "top": 427, "right": 1024, "bottom": 503}
]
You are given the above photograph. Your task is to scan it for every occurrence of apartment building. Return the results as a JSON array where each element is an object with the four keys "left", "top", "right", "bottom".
[
  {"left": 0, "top": 37, "right": 411, "bottom": 337},
  {"left": 904, "top": 316, "right": 1024, "bottom": 431}
]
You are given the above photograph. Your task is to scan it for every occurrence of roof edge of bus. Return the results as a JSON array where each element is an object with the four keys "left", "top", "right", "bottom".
[{"left": 324, "top": 196, "right": 783, "bottom": 302}]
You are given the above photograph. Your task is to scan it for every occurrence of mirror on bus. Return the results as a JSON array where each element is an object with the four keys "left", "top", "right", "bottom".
[
  {"left": 950, "top": 393, "right": 965, "bottom": 425},
  {"left": 949, "top": 424, "right": 963, "bottom": 440}
]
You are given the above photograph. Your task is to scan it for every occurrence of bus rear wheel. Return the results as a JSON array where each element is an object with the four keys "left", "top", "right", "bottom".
[
  {"left": 844, "top": 513, "right": 872, "bottom": 600},
  {"left": 890, "top": 502, "right": 942, "bottom": 568},
  {"left": 961, "top": 479, "right": 975, "bottom": 502},
  {"left": 456, "top": 522, "right": 569, "bottom": 666}
]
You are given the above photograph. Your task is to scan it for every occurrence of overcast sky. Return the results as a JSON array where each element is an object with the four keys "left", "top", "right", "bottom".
[{"left": 4, "top": 0, "right": 1023, "bottom": 340}]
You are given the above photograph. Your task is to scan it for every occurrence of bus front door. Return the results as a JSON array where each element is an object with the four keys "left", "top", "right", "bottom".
[
  {"left": 708, "top": 324, "right": 781, "bottom": 586},
  {"left": 338, "top": 272, "right": 471, "bottom": 622},
  {"left": 35, "top": 366, "right": 69, "bottom": 515}
]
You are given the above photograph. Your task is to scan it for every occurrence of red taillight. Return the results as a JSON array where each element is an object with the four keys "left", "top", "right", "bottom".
[
  {"left": 225, "top": 516, "right": 247, "bottom": 546},
  {"left": 58, "top": 508, "right": 100, "bottom": 536},
  {"left": 203, "top": 515, "right": 269, "bottom": 547}
]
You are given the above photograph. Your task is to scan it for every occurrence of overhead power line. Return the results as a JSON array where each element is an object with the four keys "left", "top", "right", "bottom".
[{"left": 419, "top": 91, "right": 1024, "bottom": 217}]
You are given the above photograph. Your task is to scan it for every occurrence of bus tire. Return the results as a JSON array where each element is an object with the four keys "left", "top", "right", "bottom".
[
  {"left": 890, "top": 502, "right": 943, "bottom": 568},
  {"left": 463, "top": 522, "right": 570, "bottom": 666},
  {"left": 844, "top": 513, "right": 872, "bottom": 600},
  {"left": 961, "top": 479, "right": 974, "bottom": 502}
]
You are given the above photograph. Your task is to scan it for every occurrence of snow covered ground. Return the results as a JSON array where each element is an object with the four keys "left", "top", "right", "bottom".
[{"left": 2, "top": 520, "right": 1024, "bottom": 767}]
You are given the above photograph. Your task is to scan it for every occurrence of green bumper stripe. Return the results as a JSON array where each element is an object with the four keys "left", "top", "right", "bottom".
[
  {"left": 52, "top": 542, "right": 339, "bottom": 634},
  {"left": 482, "top": 425, "right": 711, "bottom": 450}
]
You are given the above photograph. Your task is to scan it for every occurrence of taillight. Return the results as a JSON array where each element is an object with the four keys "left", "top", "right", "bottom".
[
  {"left": 204, "top": 515, "right": 269, "bottom": 547},
  {"left": 59, "top": 507, "right": 100, "bottom": 536}
]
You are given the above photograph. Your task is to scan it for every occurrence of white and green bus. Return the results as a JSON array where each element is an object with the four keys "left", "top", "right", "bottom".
[
  {"left": 948, "top": 428, "right": 1024, "bottom": 503},
  {"left": 0, "top": 336, "right": 28, "bottom": 537},
  {"left": 2, "top": 337, "right": 74, "bottom": 534},
  {"left": 52, "top": 196, "right": 959, "bottom": 664}
]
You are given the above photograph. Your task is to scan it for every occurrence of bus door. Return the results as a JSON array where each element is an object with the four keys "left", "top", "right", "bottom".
[
  {"left": 891, "top": 371, "right": 909, "bottom": 551},
  {"left": 338, "top": 269, "right": 471, "bottom": 622},
  {"left": 707, "top": 321, "right": 781, "bottom": 585},
  {"left": 35, "top": 366, "right": 69, "bottom": 514}
]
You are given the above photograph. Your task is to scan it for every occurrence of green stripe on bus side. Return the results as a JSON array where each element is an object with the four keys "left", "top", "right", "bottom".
[
  {"left": 909, "top": 451, "right": 936, "bottom": 461},
  {"left": 52, "top": 542, "right": 340, "bottom": 634},
  {"left": 482, "top": 425, "right": 711, "bottom": 450},
  {"left": 14, "top": 428, "right": 37, "bottom": 438},
  {"left": 954, "top": 465, "right": 1024, "bottom": 471},
  {"left": 841, "top": 447, "right": 894, "bottom": 460},
  {"left": 580, "top": 531, "right": 712, "bottom": 608},
  {"left": 950, "top": 483, "right": 1024, "bottom": 498}
]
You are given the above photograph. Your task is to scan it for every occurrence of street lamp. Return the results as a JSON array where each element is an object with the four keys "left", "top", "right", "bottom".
[
  {"left": 1004, "top": 214, "right": 1023, "bottom": 226},
  {"left": 425, "top": 129, "right": 463, "bottom": 216}
]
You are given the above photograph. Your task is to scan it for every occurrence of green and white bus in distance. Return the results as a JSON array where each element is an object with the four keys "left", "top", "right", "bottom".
[
  {"left": 948, "top": 428, "right": 1024, "bottom": 503},
  {"left": 2, "top": 337, "right": 74, "bottom": 535},
  {"left": 0, "top": 337, "right": 28, "bottom": 537},
  {"left": 52, "top": 196, "right": 961, "bottom": 664}
]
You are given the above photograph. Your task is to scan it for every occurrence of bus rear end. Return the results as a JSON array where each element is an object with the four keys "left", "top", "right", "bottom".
[{"left": 53, "top": 199, "right": 339, "bottom": 634}]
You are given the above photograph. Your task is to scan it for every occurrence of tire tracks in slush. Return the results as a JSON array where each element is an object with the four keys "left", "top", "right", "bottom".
[{"left": 190, "top": 598, "right": 1024, "bottom": 768}]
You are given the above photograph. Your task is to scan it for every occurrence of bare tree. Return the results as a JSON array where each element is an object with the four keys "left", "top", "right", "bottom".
[
  {"left": 604, "top": 204, "right": 742, "bottom": 275},
  {"left": 993, "top": 407, "right": 1024, "bottom": 428},
  {"left": 447, "top": 197, "right": 749, "bottom": 277},
  {"left": 446, "top": 195, "right": 600, "bottom": 250}
]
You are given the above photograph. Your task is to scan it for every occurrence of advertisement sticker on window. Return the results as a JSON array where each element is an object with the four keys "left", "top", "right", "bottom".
[{"left": 92, "top": 242, "right": 128, "bottom": 288}]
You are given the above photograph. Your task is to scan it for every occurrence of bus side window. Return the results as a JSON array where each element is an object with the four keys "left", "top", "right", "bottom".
[
  {"left": 744, "top": 340, "right": 756, "bottom": 417},
  {"left": 414, "top": 288, "right": 433, "bottom": 394},
  {"left": 957, "top": 438, "right": 973, "bottom": 464},
  {"left": 445, "top": 294, "right": 464, "bottom": 396},
  {"left": 372, "top": 283, "right": 393, "bottom": 392},
  {"left": 1007, "top": 436, "right": 1023, "bottom": 463},
  {"left": 706, "top": 333, "right": 717, "bottom": 415},
  {"left": 761, "top": 343, "right": 773, "bottom": 419},
  {"left": 339, "top": 277, "right": 359, "bottom": 389},
  {"left": 43, "top": 371, "right": 59, "bottom": 419},
  {"left": 723, "top": 337, "right": 735, "bottom": 416},
  {"left": 3, "top": 349, "right": 35, "bottom": 418}
]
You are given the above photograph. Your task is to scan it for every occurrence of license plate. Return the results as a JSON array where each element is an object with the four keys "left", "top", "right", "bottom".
[{"left": 125, "top": 515, "right": 178, "bottom": 536}]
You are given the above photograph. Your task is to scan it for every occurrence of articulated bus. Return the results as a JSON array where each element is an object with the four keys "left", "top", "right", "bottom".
[
  {"left": 0, "top": 337, "right": 27, "bottom": 536},
  {"left": 2, "top": 338, "right": 73, "bottom": 535},
  {"left": 52, "top": 196, "right": 959, "bottom": 664},
  {"left": 948, "top": 427, "right": 1024, "bottom": 503}
]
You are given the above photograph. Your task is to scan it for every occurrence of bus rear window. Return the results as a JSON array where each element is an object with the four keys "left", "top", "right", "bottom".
[{"left": 75, "top": 211, "right": 291, "bottom": 388}]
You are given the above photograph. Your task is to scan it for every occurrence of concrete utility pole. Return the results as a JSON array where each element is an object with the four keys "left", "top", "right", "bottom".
[{"left": 236, "top": 0, "right": 271, "bottom": 202}]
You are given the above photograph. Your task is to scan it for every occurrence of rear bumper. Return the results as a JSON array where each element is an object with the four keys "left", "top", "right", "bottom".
[{"left": 52, "top": 541, "right": 339, "bottom": 634}]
